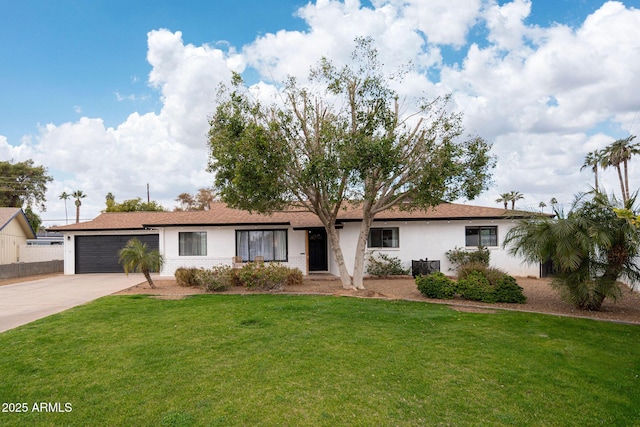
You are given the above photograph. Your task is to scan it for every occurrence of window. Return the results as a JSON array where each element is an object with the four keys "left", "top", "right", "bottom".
[
  {"left": 179, "top": 232, "right": 207, "bottom": 256},
  {"left": 368, "top": 227, "right": 399, "bottom": 248},
  {"left": 236, "top": 230, "right": 287, "bottom": 262},
  {"left": 465, "top": 226, "right": 497, "bottom": 247}
]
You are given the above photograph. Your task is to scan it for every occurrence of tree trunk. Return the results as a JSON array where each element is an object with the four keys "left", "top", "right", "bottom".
[
  {"left": 324, "top": 222, "right": 355, "bottom": 290},
  {"left": 143, "top": 268, "right": 157, "bottom": 289},
  {"left": 615, "top": 165, "right": 626, "bottom": 202},
  {"left": 594, "top": 167, "right": 599, "bottom": 192},
  {"left": 351, "top": 209, "right": 374, "bottom": 289},
  {"left": 75, "top": 205, "right": 80, "bottom": 224},
  {"left": 623, "top": 159, "right": 630, "bottom": 202}
]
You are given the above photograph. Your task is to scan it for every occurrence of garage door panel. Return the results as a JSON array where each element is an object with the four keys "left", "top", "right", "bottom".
[{"left": 75, "top": 235, "right": 159, "bottom": 274}]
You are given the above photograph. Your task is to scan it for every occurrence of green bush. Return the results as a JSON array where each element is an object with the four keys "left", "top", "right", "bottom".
[
  {"left": 416, "top": 272, "right": 456, "bottom": 299},
  {"left": 367, "top": 252, "right": 410, "bottom": 277},
  {"left": 174, "top": 267, "right": 199, "bottom": 287},
  {"left": 456, "top": 271, "right": 497, "bottom": 303},
  {"left": 456, "top": 265, "right": 526, "bottom": 304},
  {"left": 495, "top": 275, "right": 527, "bottom": 303},
  {"left": 195, "top": 266, "right": 238, "bottom": 292},
  {"left": 457, "top": 263, "right": 505, "bottom": 286},
  {"left": 237, "top": 262, "right": 302, "bottom": 291},
  {"left": 446, "top": 246, "right": 490, "bottom": 272}
]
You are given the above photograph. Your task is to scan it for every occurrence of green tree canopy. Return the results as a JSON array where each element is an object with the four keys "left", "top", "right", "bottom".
[
  {"left": 104, "top": 196, "right": 166, "bottom": 212},
  {"left": 208, "top": 38, "right": 495, "bottom": 289},
  {"left": 0, "top": 160, "right": 53, "bottom": 209},
  {"left": 23, "top": 205, "right": 42, "bottom": 234}
]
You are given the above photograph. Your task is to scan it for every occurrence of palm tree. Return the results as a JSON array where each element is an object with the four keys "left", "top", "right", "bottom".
[
  {"left": 508, "top": 190, "right": 524, "bottom": 209},
  {"left": 59, "top": 191, "right": 70, "bottom": 224},
  {"left": 600, "top": 135, "right": 639, "bottom": 202},
  {"left": 538, "top": 201, "right": 546, "bottom": 212},
  {"left": 495, "top": 192, "right": 510, "bottom": 209},
  {"left": 581, "top": 150, "right": 602, "bottom": 190},
  {"left": 71, "top": 190, "right": 86, "bottom": 223},
  {"left": 118, "top": 238, "right": 164, "bottom": 288},
  {"left": 504, "top": 192, "right": 640, "bottom": 310}
]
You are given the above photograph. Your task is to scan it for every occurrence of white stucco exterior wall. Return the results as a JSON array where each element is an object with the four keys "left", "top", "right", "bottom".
[
  {"left": 160, "top": 225, "right": 308, "bottom": 276},
  {"left": 331, "top": 219, "right": 540, "bottom": 278}
]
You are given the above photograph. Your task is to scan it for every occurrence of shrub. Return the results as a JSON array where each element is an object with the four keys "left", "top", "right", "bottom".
[
  {"left": 416, "top": 272, "right": 456, "bottom": 299},
  {"left": 456, "top": 271, "right": 497, "bottom": 303},
  {"left": 195, "top": 266, "right": 238, "bottom": 292},
  {"left": 367, "top": 252, "right": 410, "bottom": 277},
  {"left": 457, "top": 263, "right": 505, "bottom": 286},
  {"left": 285, "top": 267, "right": 304, "bottom": 287},
  {"left": 446, "top": 246, "right": 490, "bottom": 271},
  {"left": 495, "top": 275, "right": 527, "bottom": 303},
  {"left": 237, "top": 262, "right": 302, "bottom": 291},
  {"left": 456, "top": 265, "right": 526, "bottom": 304},
  {"left": 175, "top": 267, "right": 199, "bottom": 287}
]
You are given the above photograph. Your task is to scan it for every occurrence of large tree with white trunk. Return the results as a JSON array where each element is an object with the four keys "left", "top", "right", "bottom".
[{"left": 207, "top": 38, "right": 494, "bottom": 290}]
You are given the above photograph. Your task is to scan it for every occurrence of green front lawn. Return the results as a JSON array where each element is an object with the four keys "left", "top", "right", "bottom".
[{"left": 0, "top": 294, "right": 639, "bottom": 426}]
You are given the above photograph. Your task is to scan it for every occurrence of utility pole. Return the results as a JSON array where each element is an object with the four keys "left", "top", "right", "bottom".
[{"left": 147, "top": 183, "right": 150, "bottom": 203}]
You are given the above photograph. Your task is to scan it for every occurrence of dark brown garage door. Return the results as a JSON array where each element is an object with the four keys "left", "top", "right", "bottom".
[{"left": 75, "top": 234, "right": 159, "bottom": 274}]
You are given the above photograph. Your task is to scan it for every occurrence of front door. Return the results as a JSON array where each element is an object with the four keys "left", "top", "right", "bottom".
[{"left": 308, "top": 229, "right": 328, "bottom": 272}]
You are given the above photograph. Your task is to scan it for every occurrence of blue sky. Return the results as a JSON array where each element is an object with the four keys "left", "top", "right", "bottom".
[{"left": 0, "top": 0, "right": 639, "bottom": 224}]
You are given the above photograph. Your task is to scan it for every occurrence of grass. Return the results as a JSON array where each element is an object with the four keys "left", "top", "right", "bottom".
[{"left": 0, "top": 294, "right": 639, "bottom": 426}]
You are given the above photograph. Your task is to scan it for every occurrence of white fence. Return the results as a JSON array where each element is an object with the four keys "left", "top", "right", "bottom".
[{"left": 18, "top": 245, "right": 64, "bottom": 263}]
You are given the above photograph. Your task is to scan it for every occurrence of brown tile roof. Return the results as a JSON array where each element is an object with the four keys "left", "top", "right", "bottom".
[{"left": 49, "top": 202, "right": 534, "bottom": 232}]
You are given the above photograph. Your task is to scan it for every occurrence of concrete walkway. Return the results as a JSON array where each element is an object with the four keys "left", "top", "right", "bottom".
[{"left": 0, "top": 274, "right": 147, "bottom": 333}]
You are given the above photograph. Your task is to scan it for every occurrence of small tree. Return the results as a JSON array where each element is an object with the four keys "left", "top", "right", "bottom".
[
  {"left": 504, "top": 191, "right": 640, "bottom": 310},
  {"left": 118, "top": 238, "right": 164, "bottom": 288}
]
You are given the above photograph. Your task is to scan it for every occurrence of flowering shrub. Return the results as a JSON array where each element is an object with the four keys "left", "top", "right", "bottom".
[
  {"left": 196, "top": 266, "right": 238, "bottom": 292},
  {"left": 237, "top": 262, "right": 303, "bottom": 291},
  {"left": 175, "top": 267, "right": 199, "bottom": 287},
  {"left": 175, "top": 266, "right": 238, "bottom": 291}
]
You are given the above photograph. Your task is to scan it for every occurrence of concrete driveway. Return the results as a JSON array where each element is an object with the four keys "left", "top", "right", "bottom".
[{"left": 0, "top": 274, "right": 148, "bottom": 333}]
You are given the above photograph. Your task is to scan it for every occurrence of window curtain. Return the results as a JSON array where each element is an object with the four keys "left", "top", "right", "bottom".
[
  {"left": 237, "top": 231, "right": 249, "bottom": 261},
  {"left": 273, "top": 230, "right": 286, "bottom": 261},
  {"left": 237, "top": 230, "right": 287, "bottom": 262},
  {"left": 179, "top": 232, "right": 207, "bottom": 256}
]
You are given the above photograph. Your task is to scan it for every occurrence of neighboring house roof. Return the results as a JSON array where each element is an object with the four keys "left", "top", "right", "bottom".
[
  {"left": 0, "top": 207, "right": 37, "bottom": 239},
  {"left": 48, "top": 202, "right": 539, "bottom": 232}
]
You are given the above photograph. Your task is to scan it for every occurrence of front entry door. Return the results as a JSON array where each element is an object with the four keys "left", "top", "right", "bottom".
[{"left": 308, "top": 229, "right": 328, "bottom": 272}]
